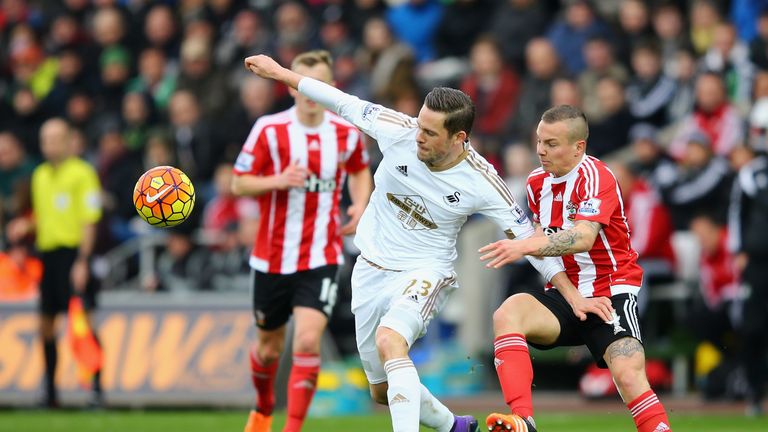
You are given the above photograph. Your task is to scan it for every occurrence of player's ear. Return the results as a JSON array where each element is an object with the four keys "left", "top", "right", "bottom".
[
  {"left": 455, "top": 130, "right": 468, "bottom": 145},
  {"left": 575, "top": 139, "right": 586, "bottom": 155}
]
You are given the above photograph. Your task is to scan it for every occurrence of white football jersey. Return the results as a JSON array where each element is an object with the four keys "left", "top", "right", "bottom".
[{"left": 298, "top": 78, "right": 563, "bottom": 276}]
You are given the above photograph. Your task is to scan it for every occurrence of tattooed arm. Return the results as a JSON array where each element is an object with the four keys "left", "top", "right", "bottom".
[{"left": 479, "top": 220, "right": 602, "bottom": 268}]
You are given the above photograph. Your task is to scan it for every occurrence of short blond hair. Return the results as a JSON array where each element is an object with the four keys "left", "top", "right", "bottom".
[{"left": 291, "top": 50, "right": 333, "bottom": 71}]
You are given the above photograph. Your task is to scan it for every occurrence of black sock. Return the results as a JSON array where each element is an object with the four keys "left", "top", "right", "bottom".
[
  {"left": 91, "top": 333, "right": 103, "bottom": 394},
  {"left": 43, "top": 339, "right": 57, "bottom": 402}
]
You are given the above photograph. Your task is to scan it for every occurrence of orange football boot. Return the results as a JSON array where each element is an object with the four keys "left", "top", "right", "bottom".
[
  {"left": 485, "top": 413, "right": 537, "bottom": 432},
  {"left": 244, "top": 410, "right": 272, "bottom": 432}
]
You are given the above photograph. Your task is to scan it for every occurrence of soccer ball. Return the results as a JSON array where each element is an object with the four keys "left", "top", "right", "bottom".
[{"left": 133, "top": 166, "right": 195, "bottom": 227}]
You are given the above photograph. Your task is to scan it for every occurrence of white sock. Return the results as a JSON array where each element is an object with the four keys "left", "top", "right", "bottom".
[
  {"left": 419, "top": 384, "right": 454, "bottom": 432},
  {"left": 384, "top": 358, "right": 421, "bottom": 432}
]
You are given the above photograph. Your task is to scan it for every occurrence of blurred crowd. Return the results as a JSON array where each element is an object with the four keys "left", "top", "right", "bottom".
[{"left": 0, "top": 0, "right": 767, "bottom": 395}]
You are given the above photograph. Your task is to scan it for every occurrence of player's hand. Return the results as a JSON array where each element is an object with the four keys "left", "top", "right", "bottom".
[
  {"left": 277, "top": 160, "right": 308, "bottom": 190},
  {"left": 567, "top": 295, "right": 614, "bottom": 322},
  {"left": 339, "top": 204, "right": 365, "bottom": 235},
  {"left": 244, "top": 55, "right": 284, "bottom": 80},
  {"left": 71, "top": 258, "right": 89, "bottom": 294},
  {"left": 479, "top": 239, "right": 525, "bottom": 268}
]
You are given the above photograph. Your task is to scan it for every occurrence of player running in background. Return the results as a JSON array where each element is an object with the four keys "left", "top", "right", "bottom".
[
  {"left": 232, "top": 50, "right": 373, "bottom": 432},
  {"left": 479, "top": 105, "right": 673, "bottom": 432},
  {"left": 244, "top": 54, "right": 611, "bottom": 432}
]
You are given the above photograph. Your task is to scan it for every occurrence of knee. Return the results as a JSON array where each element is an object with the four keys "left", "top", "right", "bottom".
[
  {"left": 255, "top": 337, "right": 284, "bottom": 365},
  {"left": 611, "top": 364, "right": 648, "bottom": 396},
  {"left": 375, "top": 327, "right": 408, "bottom": 359},
  {"left": 493, "top": 294, "right": 529, "bottom": 334},
  {"left": 293, "top": 331, "right": 321, "bottom": 355}
]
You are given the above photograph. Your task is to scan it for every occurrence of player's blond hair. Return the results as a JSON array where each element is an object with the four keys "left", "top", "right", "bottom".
[{"left": 541, "top": 105, "right": 589, "bottom": 143}]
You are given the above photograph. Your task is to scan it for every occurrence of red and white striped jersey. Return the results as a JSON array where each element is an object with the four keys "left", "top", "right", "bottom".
[
  {"left": 233, "top": 107, "right": 369, "bottom": 274},
  {"left": 527, "top": 155, "right": 643, "bottom": 297}
]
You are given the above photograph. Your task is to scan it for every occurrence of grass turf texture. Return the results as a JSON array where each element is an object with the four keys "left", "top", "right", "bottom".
[{"left": 0, "top": 410, "right": 765, "bottom": 432}]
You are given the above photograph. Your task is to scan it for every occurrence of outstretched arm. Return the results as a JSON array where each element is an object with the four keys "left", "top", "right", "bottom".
[
  {"left": 245, "top": 55, "right": 303, "bottom": 90},
  {"left": 480, "top": 220, "right": 602, "bottom": 268}
]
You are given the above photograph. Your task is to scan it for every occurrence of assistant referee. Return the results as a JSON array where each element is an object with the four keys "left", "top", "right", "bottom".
[{"left": 9, "top": 118, "right": 103, "bottom": 408}]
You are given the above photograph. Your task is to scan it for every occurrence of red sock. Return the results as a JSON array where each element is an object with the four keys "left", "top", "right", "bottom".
[
  {"left": 249, "top": 346, "right": 278, "bottom": 416},
  {"left": 493, "top": 333, "right": 534, "bottom": 419},
  {"left": 284, "top": 353, "right": 320, "bottom": 432},
  {"left": 627, "top": 390, "right": 672, "bottom": 432}
]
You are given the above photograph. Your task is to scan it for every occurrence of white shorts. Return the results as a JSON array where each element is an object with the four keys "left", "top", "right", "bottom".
[{"left": 351, "top": 256, "right": 458, "bottom": 384}]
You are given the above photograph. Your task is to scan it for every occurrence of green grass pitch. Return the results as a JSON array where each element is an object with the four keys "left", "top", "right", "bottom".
[{"left": 0, "top": 410, "right": 765, "bottom": 432}]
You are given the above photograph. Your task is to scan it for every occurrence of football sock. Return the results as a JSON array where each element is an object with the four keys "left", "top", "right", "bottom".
[
  {"left": 628, "top": 390, "right": 672, "bottom": 432},
  {"left": 249, "top": 347, "right": 278, "bottom": 416},
  {"left": 92, "top": 334, "right": 103, "bottom": 394},
  {"left": 418, "top": 383, "right": 453, "bottom": 431},
  {"left": 284, "top": 353, "right": 320, "bottom": 432},
  {"left": 43, "top": 338, "right": 57, "bottom": 403},
  {"left": 493, "top": 333, "right": 534, "bottom": 419},
  {"left": 384, "top": 358, "right": 421, "bottom": 432}
]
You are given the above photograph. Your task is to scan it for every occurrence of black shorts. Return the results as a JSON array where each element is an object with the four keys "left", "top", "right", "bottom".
[
  {"left": 526, "top": 289, "right": 642, "bottom": 368},
  {"left": 251, "top": 265, "right": 339, "bottom": 330},
  {"left": 39, "top": 248, "right": 97, "bottom": 316}
]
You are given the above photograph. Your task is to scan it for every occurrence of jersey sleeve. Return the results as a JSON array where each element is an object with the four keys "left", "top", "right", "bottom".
[
  {"left": 345, "top": 129, "right": 370, "bottom": 173},
  {"left": 476, "top": 175, "right": 536, "bottom": 241},
  {"left": 233, "top": 119, "right": 270, "bottom": 176},
  {"left": 298, "top": 77, "right": 416, "bottom": 152},
  {"left": 574, "top": 166, "right": 619, "bottom": 226},
  {"left": 78, "top": 164, "right": 102, "bottom": 224}
]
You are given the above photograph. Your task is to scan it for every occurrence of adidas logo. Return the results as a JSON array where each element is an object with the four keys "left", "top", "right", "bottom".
[
  {"left": 396, "top": 165, "right": 408, "bottom": 176},
  {"left": 554, "top": 192, "right": 563, "bottom": 202},
  {"left": 494, "top": 357, "right": 504, "bottom": 368},
  {"left": 293, "top": 379, "right": 315, "bottom": 389},
  {"left": 654, "top": 422, "right": 670, "bottom": 431},
  {"left": 389, "top": 393, "right": 409, "bottom": 404}
]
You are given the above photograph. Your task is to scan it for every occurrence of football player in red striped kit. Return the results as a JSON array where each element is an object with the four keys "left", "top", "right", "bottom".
[
  {"left": 480, "top": 105, "right": 673, "bottom": 432},
  {"left": 232, "top": 50, "right": 373, "bottom": 432}
]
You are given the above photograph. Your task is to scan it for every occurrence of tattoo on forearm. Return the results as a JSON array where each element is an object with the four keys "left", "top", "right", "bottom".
[
  {"left": 537, "top": 230, "right": 580, "bottom": 256},
  {"left": 606, "top": 338, "right": 644, "bottom": 363}
]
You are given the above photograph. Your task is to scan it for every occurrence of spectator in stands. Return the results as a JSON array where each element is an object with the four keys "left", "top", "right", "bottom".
[
  {"left": 177, "top": 36, "right": 233, "bottom": 122},
  {"left": 689, "top": 0, "right": 723, "bottom": 56},
  {"left": 626, "top": 123, "right": 677, "bottom": 192},
  {"left": 127, "top": 47, "right": 177, "bottom": 111},
  {"left": 669, "top": 72, "right": 744, "bottom": 159},
  {"left": 546, "top": 0, "right": 611, "bottom": 75},
  {"left": 43, "top": 49, "right": 92, "bottom": 117},
  {"left": 729, "top": 110, "right": 768, "bottom": 415},
  {"left": 142, "top": 4, "right": 180, "bottom": 63},
  {"left": 748, "top": 10, "right": 768, "bottom": 70},
  {"left": 701, "top": 22, "right": 754, "bottom": 113},
  {"left": 652, "top": 2, "right": 689, "bottom": 77},
  {"left": 460, "top": 36, "right": 520, "bottom": 143},
  {"left": 0, "top": 132, "right": 35, "bottom": 232},
  {"left": 144, "top": 224, "right": 212, "bottom": 293},
  {"left": 167, "top": 89, "right": 217, "bottom": 187},
  {"left": 667, "top": 48, "right": 698, "bottom": 123},
  {"left": 626, "top": 42, "right": 676, "bottom": 127},
  {"left": 216, "top": 9, "right": 270, "bottom": 78},
  {"left": 97, "top": 45, "right": 131, "bottom": 116},
  {"left": 613, "top": 0, "right": 655, "bottom": 69},
  {"left": 578, "top": 35, "right": 629, "bottom": 122},
  {"left": 611, "top": 161, "right": 676, "bottom": 315},
  {"left": 435, "top": 0, "right": 493, "bottom": 59},
  {"left": 386, "top": 0, "right": 443, "bottom": 64},
  {"left": 488, "top": 0, "right": 549, "bottom": 72},
  {"left": 688, "top": 214, "right": 741, "bottom": 400},
  {"left": 272, "top": 1, "right": 321, "bottom": 66},
  {"left": 660, "top": 130, "right": 733, "bottom": 230},
  {"left": 587, "top": 76, "right": 634, "bottom": 158},
  {"left": 359, "top": 17, "right": 417, "bottom": 105},
  {"left": 121, "top": 91, "right": 156, "bottom": 152},
  {"left": 0, "top": 238, "right": 41, "bottom": 302},
  {"left": 508, "top": 38, "right": 561, "bottom": 142}
]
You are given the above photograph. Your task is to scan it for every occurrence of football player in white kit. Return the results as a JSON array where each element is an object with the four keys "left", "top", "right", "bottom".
[{"left": 244, "top": 54, "right": 613, "bottom": 432}]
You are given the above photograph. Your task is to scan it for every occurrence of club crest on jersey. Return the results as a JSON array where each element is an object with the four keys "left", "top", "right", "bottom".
[
  {"left": 387, "top": 192, "right": 438, "bottom": 230},
  {"left": 578, "top": 197, "right": 602, "bottom": 216},
  {"left": 566, "top": 201, "right": 578, "bottom": 220},
  {"left": 443, "top": 191, "right": 461, "bottom": 206}
]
